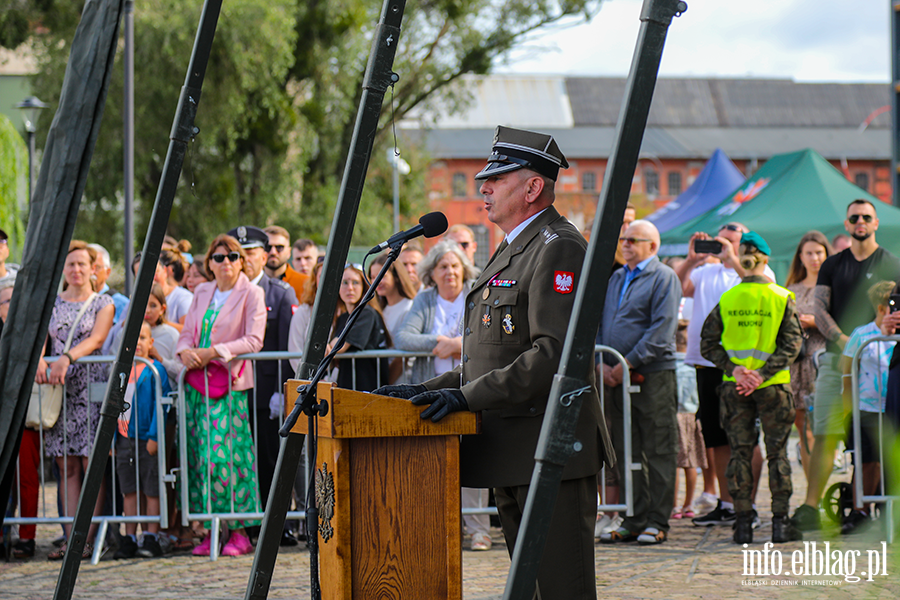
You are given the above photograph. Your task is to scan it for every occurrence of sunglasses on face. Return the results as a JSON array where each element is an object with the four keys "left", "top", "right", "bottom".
[
  {"left": 848, "top": 214, "right": 873, "bottom": 224},
  {"left": 211, "top": 252, "right": 241, "bottom": 263},
  {"left": 719, "top": 224, "right": 742, "bottom": 232},
  {"left": 619, "top": 237, "right": 652, "bottom": 245},
  {"left": 265, "top": 243, "right": 286, "bottom": 253}
]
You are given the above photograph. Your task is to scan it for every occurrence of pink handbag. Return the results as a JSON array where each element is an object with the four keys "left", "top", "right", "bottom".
[{"left": 185, "top": 360, "right": 244, "bottom": 399}]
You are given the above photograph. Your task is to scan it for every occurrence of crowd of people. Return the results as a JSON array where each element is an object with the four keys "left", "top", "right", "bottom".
[
  {"left": 595, "top": 198, "right": 899, "bottom": 546},
  {"left": 2, "top": 181, "right": 898, "bottom": 567}
]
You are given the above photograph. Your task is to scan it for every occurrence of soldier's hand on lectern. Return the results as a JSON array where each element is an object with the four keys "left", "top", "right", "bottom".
[
  {"left": 372, "top": 383, "right": 427, "bottom": 399},
  {"left": 410, "top": 389, "right": 469, "bottom": 423}
]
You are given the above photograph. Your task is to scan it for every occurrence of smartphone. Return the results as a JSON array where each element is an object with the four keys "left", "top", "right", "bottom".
[
  {"left": 890, "top": 294, "right": 900, "bottom": 314},
  {"left": 693, "top": 239, "right": 723, "bottom": 255}
]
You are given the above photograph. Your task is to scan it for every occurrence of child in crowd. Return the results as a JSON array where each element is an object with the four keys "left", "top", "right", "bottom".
[
  {"left": 673, "top": 320, "right": 707, "bottom": 519},
  {"left": 839, "top": 280, "right": 896, "bottom": 534},
  {"left": 114, "top": 322, "right": 172, "bottom": 558},
  {"left": 144, "top": 282, "right": 180, "bottom": 390}
]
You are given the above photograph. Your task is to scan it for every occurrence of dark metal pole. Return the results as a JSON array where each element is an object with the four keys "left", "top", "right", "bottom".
[
  {"left": 53, "top": 2, "right": 223, "bottom": 597},
  {"left": 123, "top": 0, "right": 135, "bottom": 294},
  {"left": 892, "top": 0, "right": 900, "bottom": 206},
  {"left": 502, "top": 1, "right": 686, "bottom": 598},
  {"left": 244, "top": 1, "right": 407, "bottom": 597}
]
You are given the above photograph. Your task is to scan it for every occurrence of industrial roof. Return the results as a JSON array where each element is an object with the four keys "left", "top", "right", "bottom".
[{"left": 405, "top": 75, "right": 892, "bottom": 161}]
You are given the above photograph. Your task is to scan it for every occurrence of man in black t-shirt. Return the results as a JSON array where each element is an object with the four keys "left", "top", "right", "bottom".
[{"left": 792, "top": 200, "right": 900, "bottom": 531}]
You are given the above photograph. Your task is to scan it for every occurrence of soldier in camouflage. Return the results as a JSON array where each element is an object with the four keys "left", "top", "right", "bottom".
[{"left": 700, "top": 231, "right": 803, "bottom": 544}]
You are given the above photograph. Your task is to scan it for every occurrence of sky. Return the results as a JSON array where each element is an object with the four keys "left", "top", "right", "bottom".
[{"left": 497, "top": 0, "right": 890, "bottom": 82}]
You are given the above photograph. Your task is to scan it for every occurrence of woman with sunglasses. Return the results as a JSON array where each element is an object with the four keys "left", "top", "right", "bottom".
[{"left": 176, "top": 234, "right": 266, "bottom": 557}]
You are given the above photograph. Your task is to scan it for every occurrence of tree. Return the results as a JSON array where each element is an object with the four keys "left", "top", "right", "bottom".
[
  {"left": 17, "top": 0, "right": 601, "bottom": 256},
  {"left": 0, "top": 114, "right": 26, "bottom": 257}
]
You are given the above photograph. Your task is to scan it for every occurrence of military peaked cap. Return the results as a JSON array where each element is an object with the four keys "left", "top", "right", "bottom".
[
  {"left": 474, "top": 126, "right": 569, "bottom": 182},
  {"left": 227, "top": 225, "right": 267, "bottom": 249}
]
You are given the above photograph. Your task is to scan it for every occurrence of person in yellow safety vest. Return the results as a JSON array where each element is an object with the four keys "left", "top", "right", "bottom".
[{"left": 699, "top": 231, "right": 804, "bottom": 545}]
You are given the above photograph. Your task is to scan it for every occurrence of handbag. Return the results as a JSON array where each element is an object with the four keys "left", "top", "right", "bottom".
[
  {"left": 185, "top": 360, "right": 245, "bottom": 399},
  {"left": 26, "top": 293, "right": 98, "bottom": 430}
]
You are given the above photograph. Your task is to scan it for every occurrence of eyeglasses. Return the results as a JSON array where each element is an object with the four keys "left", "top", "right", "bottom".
[
  {"left": 344, "top": 263, "right": 363, "bottom": 270},
  {"left": 619, "top": 237, "right": 651, "bottom": 245},
  {"left": 211, "top": 252, "right": 241, "bottom": 263},
  {"left": 0, "top": 239, "right": 7, "bottom": 245},
  {"left": 719, "top": 224, "right": 742, "bottom": 232},
  {"left": 265, "top": 243, "right": 286, "bottom": 254},
  {"left": 848, "top": 214, "right": 873, "bottom": 224}
]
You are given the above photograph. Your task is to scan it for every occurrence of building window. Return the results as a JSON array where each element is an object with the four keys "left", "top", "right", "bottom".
[
  {"left": 855, "top": 172, "right": 870, "bottom": 192},
  {"left": 668, "top": 172, "right": 682, "bottom": 196},
  {"left": 582, "top": 172, "right": 597, "bottom": 191},
  {"left": 451, "top": 173, "right": 467, "bottom": 198},
  {"left": 644, "top": 168, "right": 659, "bottom": 196}
]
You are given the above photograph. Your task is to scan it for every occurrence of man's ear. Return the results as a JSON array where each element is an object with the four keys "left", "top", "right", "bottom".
[{"left": 524, "top": 176, "right": 545, "bottom": 204}]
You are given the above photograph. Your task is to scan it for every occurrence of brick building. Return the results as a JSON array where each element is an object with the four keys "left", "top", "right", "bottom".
[{"left": 408, "top": 75, "right": 891, "bottom": 257}]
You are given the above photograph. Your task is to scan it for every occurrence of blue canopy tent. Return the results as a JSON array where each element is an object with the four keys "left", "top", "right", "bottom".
[{"left": 646, "top": 148, "right": 745, "bottom": 233}]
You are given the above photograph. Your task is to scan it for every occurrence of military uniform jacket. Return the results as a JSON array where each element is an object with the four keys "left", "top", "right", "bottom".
[
  {"left": 423, "top": 207, "right": 613, "bottom": 488},
  {"left": 257, "top": 274, "right": 298, "bottom": 401}
]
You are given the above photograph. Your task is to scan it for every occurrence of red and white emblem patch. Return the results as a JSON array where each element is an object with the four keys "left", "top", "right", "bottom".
[{"left": 554, "top": 271, "right": 574, "bottom": 294}]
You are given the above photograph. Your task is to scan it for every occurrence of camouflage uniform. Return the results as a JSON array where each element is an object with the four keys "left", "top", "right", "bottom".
[{"left": 700, "top": 275, "right": 803, "bottom": 515}]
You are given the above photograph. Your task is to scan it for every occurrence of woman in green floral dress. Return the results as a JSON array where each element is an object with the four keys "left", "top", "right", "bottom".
[{"left": 176, "top": 234, "right": 266, "bottom": 556}]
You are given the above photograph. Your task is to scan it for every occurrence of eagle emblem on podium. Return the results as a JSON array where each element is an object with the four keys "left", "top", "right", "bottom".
[{"left": 316, "top": 462, "right": 336, "bottom": 542}]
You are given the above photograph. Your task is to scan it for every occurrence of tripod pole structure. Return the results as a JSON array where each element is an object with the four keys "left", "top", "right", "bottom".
[{"left": 54, "top": 1, "right": 223, "bottom": 598}]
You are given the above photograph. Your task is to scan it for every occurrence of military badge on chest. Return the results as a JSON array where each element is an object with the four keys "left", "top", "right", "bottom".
[{"left": 502, "top": 313, "right": 514, "bottom": 335}]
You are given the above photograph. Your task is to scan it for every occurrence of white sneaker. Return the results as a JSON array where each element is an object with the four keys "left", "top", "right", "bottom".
[
  {"left": 594, "top": 515, "right": 614, "bottom": 538},
  {"left": 603, "top": 515, "right": 623, "bottom": 535},
  {"left": 694, "top": 492, "right": 718, "bottom": 512}
]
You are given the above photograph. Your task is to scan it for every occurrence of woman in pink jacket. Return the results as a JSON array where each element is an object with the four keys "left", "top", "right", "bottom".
[{"left": 176, "top": 234, "right": 266, "bottom": 557}]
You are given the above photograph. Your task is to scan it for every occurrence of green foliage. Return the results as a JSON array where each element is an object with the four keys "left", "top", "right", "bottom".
[
  {"left": 18, "top": 0, "right": 601, "bottom": 259},
  {"left": 0, "top": 114, "right": 26, "bottom": 257}
]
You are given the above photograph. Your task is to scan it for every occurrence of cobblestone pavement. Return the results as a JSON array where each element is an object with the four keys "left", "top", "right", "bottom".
[{"left": 2, "top": 441, "right": 898, "bottom": 599}]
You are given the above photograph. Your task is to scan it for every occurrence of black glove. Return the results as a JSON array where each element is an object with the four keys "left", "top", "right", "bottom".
[
  {"left": 410, "top": 388, "right": 469, "bottom": 423},
  {"left": 372, "top": 383, "right": 426, "bottom": 400}
]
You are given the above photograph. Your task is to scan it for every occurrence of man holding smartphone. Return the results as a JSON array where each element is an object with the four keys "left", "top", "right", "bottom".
[
  {"left": 674, "top": 223, "right": 774, "bottom": 527},
  {"left": 792, "top": 199, "right": 900, "bottom": 531}
]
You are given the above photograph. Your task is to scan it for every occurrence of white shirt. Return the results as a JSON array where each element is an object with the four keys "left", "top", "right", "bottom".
[
  {"left": 210, "top": 287, "right": 232, "bottom": 311},
  {"left": 431, "top": 292, "right": 465, "bottom": 376},
  {"left": 382, "top": 298, "right": 413, "bottom": 339},
  {"left": 505, "top": 208, "right": 549, "bottom": 244},
  {"left": 166, "top": 285, "right": 194, "bottom": 324},
  {"left": 685, "top": 262, "right": 776, "bottom": 367}
]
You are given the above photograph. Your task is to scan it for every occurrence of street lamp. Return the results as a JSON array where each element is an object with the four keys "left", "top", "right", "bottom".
[
  {"left": 387, "top": 150, "right": 411, "bottom": 234},
  {"left": 15, "top": 95, "right": 48, "bottom": 205}
]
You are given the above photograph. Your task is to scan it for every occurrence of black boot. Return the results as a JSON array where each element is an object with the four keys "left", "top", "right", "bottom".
[
  {"left": 733, "top": 511, "right": 753, "bottom": 544},
  {"left": 772, "top": 514, "right": 802, "bottom": 543}
]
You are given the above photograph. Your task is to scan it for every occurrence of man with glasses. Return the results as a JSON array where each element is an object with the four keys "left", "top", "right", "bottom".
[
  {"left": 227, "top": 225, "right": 300, "bottom": 546},
  {"left": 263, "top": 226, "right": 308, "bottom": 301},
  {"left": 674, "top": 222, "right": 773, "bottom": 528},
  {"left": 598, "top": 219, "right": 681, "bottom": 545},
  {"left": 0, "top": 228, "right": 19, "bottom": 289},
  {"left": 792, "top": 199, "right": 900, "bottom": 531},
  {"left": 445, "top": 224, "right": 479, "bottom": 268}
]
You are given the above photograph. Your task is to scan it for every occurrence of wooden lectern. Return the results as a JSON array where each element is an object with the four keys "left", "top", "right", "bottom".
[{"left": 288, "top": 381, "right": 480, "bottom": 600}]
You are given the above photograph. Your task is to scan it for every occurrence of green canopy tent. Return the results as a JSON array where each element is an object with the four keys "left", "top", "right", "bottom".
[{"left": 659, "top": 148, "right": 900, "bottom": 282}]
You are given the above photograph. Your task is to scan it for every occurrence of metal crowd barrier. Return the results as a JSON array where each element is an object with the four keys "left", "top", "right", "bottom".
[
  {"left": 7, "top": 347, "right": 638, "bottom": 563},
  {"left": 848, "top": 334, "right": 900, "bottom": 544},
  {"left": 175, "top": 346, "right": 636, "bottom": 560},
  {"left": 6, "top": 355, "right": 169, "bottom": 565}
]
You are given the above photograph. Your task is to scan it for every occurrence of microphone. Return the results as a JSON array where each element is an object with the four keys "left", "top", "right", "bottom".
[{"left": 369, "top": 212, "right": 448, "bottom": 253}]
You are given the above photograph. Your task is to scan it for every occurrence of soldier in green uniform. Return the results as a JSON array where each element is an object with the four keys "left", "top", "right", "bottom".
[
  {"left": 375, "top": 126, "right": 612, "bottom": 600},
  {"left": 699, "top": 232, "right": 803, "bottom": 544}
]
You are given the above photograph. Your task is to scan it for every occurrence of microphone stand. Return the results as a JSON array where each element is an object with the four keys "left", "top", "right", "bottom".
[{"left": 278, "top": 242, "right": 402, "bottom": 598}]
